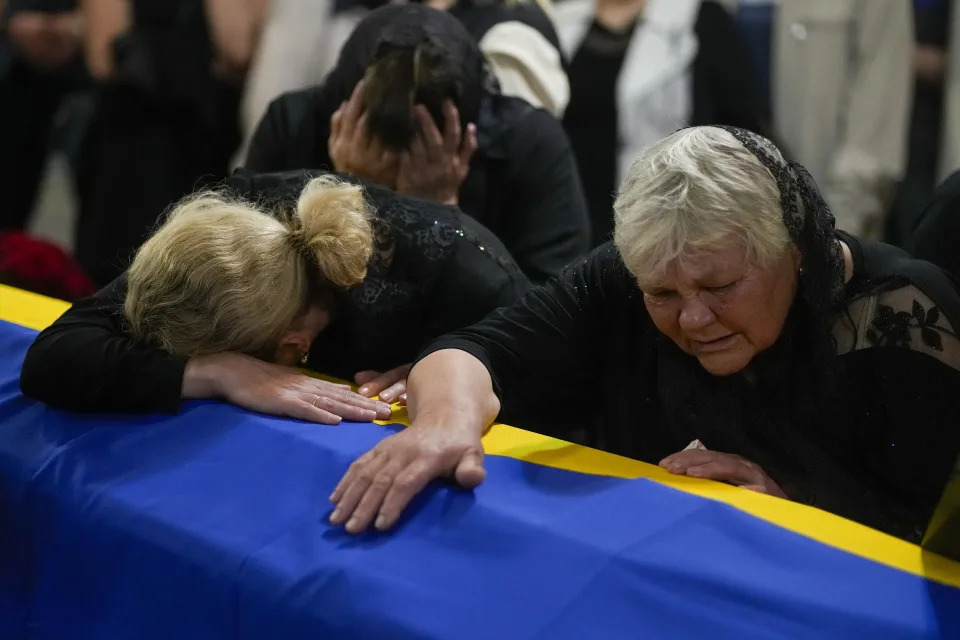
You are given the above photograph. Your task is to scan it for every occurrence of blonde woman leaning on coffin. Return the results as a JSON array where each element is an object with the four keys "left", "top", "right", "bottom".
[{"left": 20, "top": 171, "right": 528, "bottom": 422}]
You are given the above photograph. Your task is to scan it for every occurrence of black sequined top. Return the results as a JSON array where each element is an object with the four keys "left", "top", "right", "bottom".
[{"left": 19, "top": 170, "right": 529, "bottom": 413}]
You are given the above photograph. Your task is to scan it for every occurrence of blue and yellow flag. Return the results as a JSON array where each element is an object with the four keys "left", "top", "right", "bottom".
[{"left": 1, "top": 285, "right": 958, "bottom": 638}]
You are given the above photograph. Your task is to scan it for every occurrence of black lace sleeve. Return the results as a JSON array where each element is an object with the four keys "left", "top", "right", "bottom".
[
  {"left": 835, "top": 234, "right": 960, "bottom": 371},
  {"left": 826, "top": 235, "right": 960, "bottom": 538}
]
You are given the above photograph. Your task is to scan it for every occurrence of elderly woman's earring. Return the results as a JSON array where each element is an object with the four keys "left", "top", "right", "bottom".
[{"left": 300, "top": 352, "right": 309, "bottom": 366}]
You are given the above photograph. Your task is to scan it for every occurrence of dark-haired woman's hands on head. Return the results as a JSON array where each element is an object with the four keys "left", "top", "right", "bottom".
[
  {"left": 660, "top": 450, "right": 786, "bottom": 498},
  {"left": 396, "top": 101, "right": 477, "bottom": 206},
  {"left": 328, "top": 81, "right": 399, "bottom": 187},
  {"left": 183, "top": 352, "right": 393, "bottom": 424},
  {"left": 355, "top": 363, "right": 412, "bottom": 405}
]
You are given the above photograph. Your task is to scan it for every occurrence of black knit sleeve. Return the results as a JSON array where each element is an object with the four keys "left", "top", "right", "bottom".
[
  {"left": 19, "top": 276, "right": 186, "bottom": 414},
  {"left": 418, "top": 244, "right": 626, "bottom": 426}
]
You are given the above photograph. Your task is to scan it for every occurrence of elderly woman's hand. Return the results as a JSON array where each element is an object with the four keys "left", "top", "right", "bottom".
[
  {"left": 183, "top": 352, "right": 393, "bottom": 424},
  {"left": 659, "top": 450, "right": 786, "bottom": 498},
  {"left": 328, "top": 81, "right": 399, "bottom": 187},
  {"left": 329, "top": 420, "right": 486, "bottom": 533},
  {"left": 396, "top": 101, "right": 477, "bottom": 206},
  {"left": 355, "top": 363, "right": 411, "bottom": 404}
]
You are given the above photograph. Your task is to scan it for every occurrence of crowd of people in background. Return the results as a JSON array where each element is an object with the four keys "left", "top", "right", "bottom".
[
  {"left": 2, "top": 0, "right": 959, "bottom": 291},
  {"left": 5, "top": 1, "right": 960, "bottom": 542}
]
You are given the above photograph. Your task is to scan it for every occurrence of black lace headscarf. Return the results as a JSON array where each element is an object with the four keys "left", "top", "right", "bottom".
[
  {"left": 321, "top": 4, "right": 499, "bottom": 134},
  {"left": 716, "top": 126, "right": 846, "bottom": 335},
  {"left": 655, "top": 126, "right": 848, "bottom": 499}
]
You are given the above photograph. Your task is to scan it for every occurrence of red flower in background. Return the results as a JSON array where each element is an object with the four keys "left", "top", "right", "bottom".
[{"left": 0, "top": 231, "right": 96, "bottom": 301}]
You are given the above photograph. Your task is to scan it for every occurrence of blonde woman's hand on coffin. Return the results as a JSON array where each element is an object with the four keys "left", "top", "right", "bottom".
[{"left": 183, "top": 352, "right": 393, "bottom": 424}]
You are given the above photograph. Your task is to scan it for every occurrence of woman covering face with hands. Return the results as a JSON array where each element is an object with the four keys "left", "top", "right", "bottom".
[
  {"left": 330, "top": 127, "right": 960, "bottom": 541},
  {"left": 328, "top": 81, "right": 478, "bottom": 207},
  {"left": 245, "top": 4, "right": 590, "bottom": 283},
  {"left": 20, "top": 169, "right": 528, "bottom": 421}
]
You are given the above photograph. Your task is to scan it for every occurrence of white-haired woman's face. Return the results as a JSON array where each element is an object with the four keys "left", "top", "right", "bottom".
[{"left": 641, "top": 243, "right": 801, "bottom": 376}]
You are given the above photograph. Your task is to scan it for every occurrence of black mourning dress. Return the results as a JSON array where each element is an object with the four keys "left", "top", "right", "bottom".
[{"left": 73, "top": 0, "right": 241, "bottom": 286}]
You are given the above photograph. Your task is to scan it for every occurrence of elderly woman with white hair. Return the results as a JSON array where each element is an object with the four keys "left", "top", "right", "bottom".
[{"left": 329, "top": 126, "right": 960, "bottom": 541}]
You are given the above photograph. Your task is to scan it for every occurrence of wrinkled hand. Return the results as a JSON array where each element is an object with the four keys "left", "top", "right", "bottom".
[
  {"left": 8, "top": 11, "right": 80, "bottom": 69},
  {"left": 355, "top": 363, "right": 411, "bottom": 405},
  {"left": 659, "top": 450, "right": 786, "bottom": 498},
  {"left": 329, "top": 422, "right": 486, "bottom": 533},
  {"left": 328, "top": 80, "right": 399, "bottom": 187},
  {"left": 396, "top": 101, "right": 477, "bottom": 206},
  {"left": 190, "top": 352, "right": 393, "bottom": 424}
]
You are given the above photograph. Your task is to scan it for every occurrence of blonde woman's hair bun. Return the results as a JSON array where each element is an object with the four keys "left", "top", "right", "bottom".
[{"left": 294, "top": 175, "right": 374, "bottom": 288}]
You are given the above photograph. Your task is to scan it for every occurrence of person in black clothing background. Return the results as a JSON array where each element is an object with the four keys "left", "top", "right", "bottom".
[
  {"left": 20, "top": 168, "right": 529, "bottom": 420},
  {"left": 559, "top": 0, "right": 766, "bottom": 247},
  {"left": 73, "top": 0, "right": 263, "bottom": 286},
  {"left": 912, "top": 169, "right": 960, "bottom": 279},
  {"left": 0, "top": 0, "right": 87, "bottom": 231},
  {"left": 888, "top": 0, "right": 954, "bottom": 248},
  {"left": 238, "top": 0, "right": 568, "bottom": 162},
  {"left": 246, "top": 4, "right": 590, "bottom": 284}
]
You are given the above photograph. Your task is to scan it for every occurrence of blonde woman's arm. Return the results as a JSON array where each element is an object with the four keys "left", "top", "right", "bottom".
[
  {"left": 184, "top": 352, "right": 392, "bottom": 424},
  {"left": 20, "top": 276, "right": 390, "bottom": 422}
]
